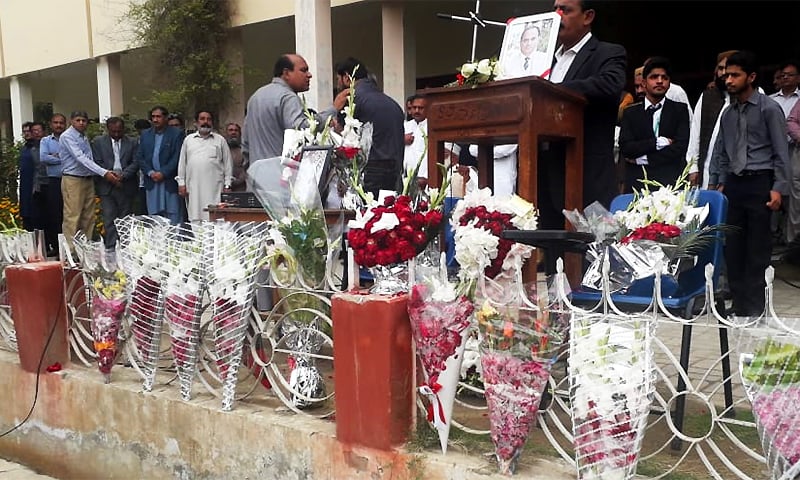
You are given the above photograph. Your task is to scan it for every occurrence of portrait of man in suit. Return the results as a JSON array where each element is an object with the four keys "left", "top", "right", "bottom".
[
  {"left": 498, "top": 14, "right": 559, "bottom": 80},
  {"left": 92, "top": 117, "right": 140, "bottom": 249},
  {"left": 619, "top": 56, "right": 690, "bottom": 192}
]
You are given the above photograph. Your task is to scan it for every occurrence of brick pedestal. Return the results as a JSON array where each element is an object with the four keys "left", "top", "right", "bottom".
[
  {"left": 6, "top": 261, "right": 69, "bottom": 372},
  {"left": 332, "top": 292, "right": 413, "bottom": 450}
]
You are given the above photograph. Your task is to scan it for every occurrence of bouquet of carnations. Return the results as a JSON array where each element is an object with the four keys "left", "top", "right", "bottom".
[
  {"left": 407, "top": 267, "right": 475, "bottom": 454},
  {"left": 207, "top": 221, "right": 267, "bottom": 411},
  {"left": 475, "top": 298, "right": 564, "bottom": 475},
  {"left": 116, "top": 215, "right": 171, "bottom": 391},
  {"left": 162, "top": 222, "right": 206, "bottom": 401},
  {"left": 569, "top": 312, "right": 655, "bottom": 480},
  {"left": 740, "top": 319, "right": 800, "bottom": 480},
  {"left": 73, "top": 234, "right": 129, "bottom": 383}
]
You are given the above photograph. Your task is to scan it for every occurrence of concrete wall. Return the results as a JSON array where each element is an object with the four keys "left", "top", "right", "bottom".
[{"left": 0, "top": 351, "right": 573, "bottom": 479}]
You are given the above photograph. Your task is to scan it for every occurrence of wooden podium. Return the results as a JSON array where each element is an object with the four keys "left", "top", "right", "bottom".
[{"left": 423, "top": 76, "right": 587, "bottom": 285}]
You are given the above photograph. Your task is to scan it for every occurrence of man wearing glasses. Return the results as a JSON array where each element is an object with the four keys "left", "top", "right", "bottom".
[{"left": 770, "top": 61, "right": 800, "bottom": 118}]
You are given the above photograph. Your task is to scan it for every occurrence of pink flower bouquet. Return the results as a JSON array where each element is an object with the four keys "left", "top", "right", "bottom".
[
  {"left": 407, "top": 280, "right": 475, "bottom": 454},
  {"left": 476, "top": 301, "right": 563, "bottom": 475},
  {"left": 89, "top": 271, "right": 127, "bottom": 383},
  {"left": 741, "top": 339, "right": 800, "bottom": 479}
]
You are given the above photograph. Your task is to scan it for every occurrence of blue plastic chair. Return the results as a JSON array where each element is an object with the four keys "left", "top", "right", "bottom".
[{"left": 570, "top": 189, "right": 733, "bottom": 449}]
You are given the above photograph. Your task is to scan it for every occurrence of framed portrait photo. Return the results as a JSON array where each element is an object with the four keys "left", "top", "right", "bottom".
[
  {"left": 295, "top": 145, "right": 334, "bottom": 203},
  {"left": 497, "top": 12, "right": 561, "bottom": 80}
]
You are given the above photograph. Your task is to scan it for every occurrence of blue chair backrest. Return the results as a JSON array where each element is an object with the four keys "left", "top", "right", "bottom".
[{"left": 609, "top": 189, "right": 728, "bottom": 297}]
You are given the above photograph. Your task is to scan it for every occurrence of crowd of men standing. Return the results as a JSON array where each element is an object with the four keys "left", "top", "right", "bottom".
[{"left": 17, "top": 108, "right": 245, "bottom": 255}]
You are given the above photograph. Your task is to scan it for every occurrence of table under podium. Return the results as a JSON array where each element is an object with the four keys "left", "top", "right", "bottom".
[{"left": 423, "top": 76, "right": 587, "bottom": 286}]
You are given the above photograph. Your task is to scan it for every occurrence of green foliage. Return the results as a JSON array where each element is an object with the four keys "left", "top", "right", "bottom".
[
  {"left": 127, "top": 0, "right": 233, "bottom": 116},
  {"left": 742, "top": 340, "right": 800, "bottom": 387},
  {"left": 0, "top": 140, "right": 22, "bottom": 202}
]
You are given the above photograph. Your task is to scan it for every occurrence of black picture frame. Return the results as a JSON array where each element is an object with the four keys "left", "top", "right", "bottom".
[{"left": 297, "top": 145, "right": 335, "bottom": 202}]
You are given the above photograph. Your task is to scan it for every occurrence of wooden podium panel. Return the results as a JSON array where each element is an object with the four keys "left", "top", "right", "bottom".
[{"left": 423, "top": 76, "right": 587, "bottom": 285}]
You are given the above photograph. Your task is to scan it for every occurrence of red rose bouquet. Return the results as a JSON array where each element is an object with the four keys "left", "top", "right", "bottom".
[{"left": 347, "top": 195, "right": 443, "bottom": 268}]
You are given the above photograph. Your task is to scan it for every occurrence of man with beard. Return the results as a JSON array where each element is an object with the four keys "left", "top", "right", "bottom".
[
  {"left": 224, "top": 122, "right": 247, "bottom": 192},
  {"left": 619, "top": 57, "right": 690, "bottom": 192},
  {"left": 137, "top": 106, "right": 185, "bottom": 224},
  {"left": 709, "top": 51, "right": 790, "bottom": 317},
  {"left": 335, "top": 57, "right": 405, "bottom": 196},
  {"left": 176, "top": 111, "right": 232, "bottom": 221},
  {"left": 688, "top": 50, "right": 739, "bottom": 190}
]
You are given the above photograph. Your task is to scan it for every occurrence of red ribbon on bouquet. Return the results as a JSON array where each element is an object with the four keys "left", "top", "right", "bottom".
[{"left": 419, "top": 382, "right": 447, "bottom": 429}]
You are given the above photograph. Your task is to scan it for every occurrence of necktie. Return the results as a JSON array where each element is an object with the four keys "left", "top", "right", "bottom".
[
  {"left": 732, "top": 103, "right": 748, "bottom": 175},
  {"left": 646, "top": 103, "right": 662, "bottom": 135},
  {"left": 112, "top": 139, "right": 122, "bottom": 171},
  {"left": 523, "top": 57, "right": 529, "bottom": 71}
]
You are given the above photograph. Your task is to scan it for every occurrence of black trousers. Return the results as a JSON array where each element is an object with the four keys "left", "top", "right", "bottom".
[
  {"left": 45, "top": 177, "right": 63, "bottom": 252},
  {"left": 723, "top": 172, "right": 773, "bottom": 316},
  {"left": 363, "top": 159, "right": 401, "bottom": 198}
]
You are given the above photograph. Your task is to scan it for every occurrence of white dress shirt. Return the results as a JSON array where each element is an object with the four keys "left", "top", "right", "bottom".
[
  {"left": 549, "top": 32, "right": 593, "bottom": 84},
  {"left": 770, "top": 88, "right": 800, "bottom": 118},
  {"left": 634, "top": 98, "right": 668, "bottom": 165}
]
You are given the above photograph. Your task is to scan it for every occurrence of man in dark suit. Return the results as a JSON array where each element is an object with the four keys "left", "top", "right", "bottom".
[
  {"left": 92, "top": 117, "right": 139, "bottom": 249},
  {"left": 136, "top": 106, "right": 185, "bottom": 224},
  {"left": 538, "top": 0, "right": 627, "bottom": 273},
  {"left": 619, "top": 57, "right": 690, "bottom": 192}
]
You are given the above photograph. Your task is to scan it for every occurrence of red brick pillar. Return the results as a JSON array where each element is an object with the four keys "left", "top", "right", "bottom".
[
  {"left": 6, "top": 261, "right": 69, "bottom": 372},
  {"left": 332, "top": 292, "right": 413, "bottom": 450}
]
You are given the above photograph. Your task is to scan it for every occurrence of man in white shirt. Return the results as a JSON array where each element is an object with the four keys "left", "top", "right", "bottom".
[
  {"left": 403, "top": 94, "right": 428, "bottom": 188},
  {"left": 176, "top": 111, "right": 233, "bottom": 221},
  {"left": 770, "top": 61, "right": 800, "bottom": 118}
]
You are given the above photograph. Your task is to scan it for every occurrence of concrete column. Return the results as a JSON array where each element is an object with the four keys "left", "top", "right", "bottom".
[
  {"left": 96, "top": 54, "right": 124, "bottom": 121},
  {"left": 382, "top": 4, "right": 411, "bottom": 107},
  {"left": 294, "top": 0, "right": 333, "bottom": 112},
  {"left": 9, "top": 76, "right": 33, "bottom": 141},
  {"left": 220, "top": 28, "right": 246, "bottom": 127}
]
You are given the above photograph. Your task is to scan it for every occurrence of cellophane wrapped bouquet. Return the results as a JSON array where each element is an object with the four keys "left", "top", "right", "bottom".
[
  {"left": 116, "top": 215, "right": 170, "bottom": 391},
  {"left": 739, "top": 317, "right": 800, "bottom": 479},
  {"left": 569, "top": 312, "right": 656, "bottom": 480},
  {"left": 74, "top": 233, "right": 128, "bottom": 383},
  {"left": 249, "top": 154, "right": 339, "bottom": 409},
  {"left": 162, "top": 223, "right": 206, "bottom": 401},
  {"left": 565, "top": 172, "right": 721, "bottom": 293},
  {"left": 475, "top": 299, "right": 564, "bottom": 475},
  {"left": 449, "top": 188, "right": 566, "bottom": 474},
  {"left": 407, "top": 260, "right": 475, "bottom": 454},
  {"left": 347, "top": 155, "right": 449, "bottom": 295},
  {"left": 207, "top": 221, "right": 267, "bottom": 411}
]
